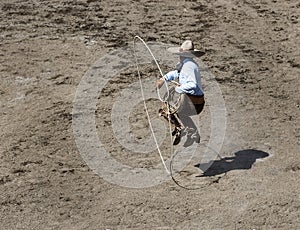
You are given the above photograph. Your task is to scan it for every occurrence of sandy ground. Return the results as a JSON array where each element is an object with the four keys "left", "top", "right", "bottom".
[{"left": 1, "top": 0, "right": 300, "bottom": 229}]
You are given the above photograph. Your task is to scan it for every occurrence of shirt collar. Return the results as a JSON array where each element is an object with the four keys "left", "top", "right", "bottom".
[{"left": 182, "top": 57, "right": 194, "bottom": 64}]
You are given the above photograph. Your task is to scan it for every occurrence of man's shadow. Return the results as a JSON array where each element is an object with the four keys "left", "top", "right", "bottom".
[{"left": 195, "top": 149, "right": 270, "bottom": 177}]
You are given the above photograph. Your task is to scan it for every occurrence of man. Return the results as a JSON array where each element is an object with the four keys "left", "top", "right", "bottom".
[{"left": 156, "top": 40, "right": 205, "bottom": 146}]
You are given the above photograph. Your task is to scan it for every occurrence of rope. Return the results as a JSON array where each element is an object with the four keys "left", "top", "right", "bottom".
[
  {"left": 133, "top": 36, "right": 173, "bottom": 175},
  {"left": 169, "top": 143, "right": 226, "bottom": 190}
]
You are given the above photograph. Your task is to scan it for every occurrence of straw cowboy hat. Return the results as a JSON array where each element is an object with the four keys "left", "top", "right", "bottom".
[{"left": 167, "top": 40, "right": 205, "bottom": 58}]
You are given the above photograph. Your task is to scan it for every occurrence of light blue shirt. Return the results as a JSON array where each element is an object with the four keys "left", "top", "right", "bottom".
[{"left": 163, "top": 58, "right": 204, "bottom": 96}]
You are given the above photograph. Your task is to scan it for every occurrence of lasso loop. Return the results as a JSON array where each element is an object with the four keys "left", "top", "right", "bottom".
[{"left": 133, "top": 36, "right": 173, "bottom": 175}]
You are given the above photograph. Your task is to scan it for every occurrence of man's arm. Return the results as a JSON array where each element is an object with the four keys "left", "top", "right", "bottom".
[
  {"left": 156, "top": 70, "right": 179, "bottom": 89},
  {"left": 175, "top": 80, "right": 197, "bottom": 94},
  {"left": 164, "top": 70, "right": 179, "bottom": 81}
]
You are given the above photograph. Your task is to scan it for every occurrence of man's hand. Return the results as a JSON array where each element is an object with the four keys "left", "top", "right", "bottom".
[{"left": 155, "top": 78, "right": 165, "bottom": 89}]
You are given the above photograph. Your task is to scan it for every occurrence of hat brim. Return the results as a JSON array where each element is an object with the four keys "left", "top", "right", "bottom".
[{"left": 167, "top": 47, "right": 205, "bottom": 58}]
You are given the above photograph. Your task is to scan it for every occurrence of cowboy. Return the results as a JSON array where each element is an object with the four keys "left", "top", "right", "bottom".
[{"left": 156, "top": 40, "right": 205, "bottom": 146}]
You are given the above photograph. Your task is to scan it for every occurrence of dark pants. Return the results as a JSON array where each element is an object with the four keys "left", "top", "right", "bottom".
[{"left": 176, "top": 94, "right": 205, "bottom": 131}]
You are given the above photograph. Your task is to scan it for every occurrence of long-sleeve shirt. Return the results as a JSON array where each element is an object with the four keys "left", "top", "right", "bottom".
[{"left": 163, "top": 57, "right": 204, "bottom": 96}]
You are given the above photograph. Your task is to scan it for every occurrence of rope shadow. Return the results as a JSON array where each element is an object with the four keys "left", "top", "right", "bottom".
[{"left": 195, "top": 149, "right": 270, "bottom": 177}]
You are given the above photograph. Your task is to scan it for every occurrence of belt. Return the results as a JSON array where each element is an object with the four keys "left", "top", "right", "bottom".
[{"left": 186, "top": 94, "right": 205, "bottom": 104}]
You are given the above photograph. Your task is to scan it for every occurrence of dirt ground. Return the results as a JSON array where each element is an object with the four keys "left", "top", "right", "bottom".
[{"left": 1, "top": 0, "right": 300, "bottom": 229}]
